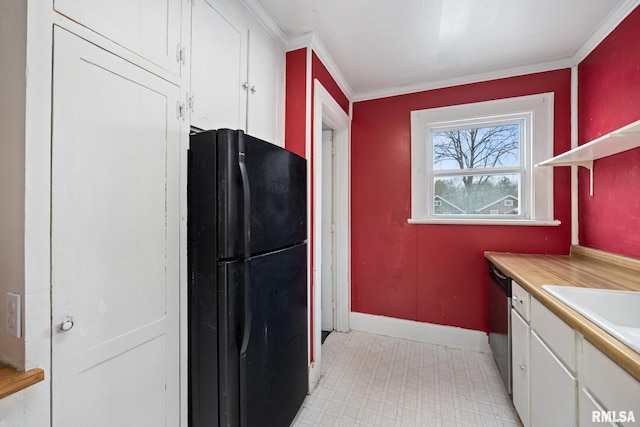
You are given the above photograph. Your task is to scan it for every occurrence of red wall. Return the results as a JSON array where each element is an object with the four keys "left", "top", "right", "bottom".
[
  {"left": 285, "top": 48, "right": 307, "bottom": 157},
  {"left": 578, "top": 6, "right": 640, "bottom": 258},
  {"left": 351, "top": 70, "right": 572, "bottom": 332}
]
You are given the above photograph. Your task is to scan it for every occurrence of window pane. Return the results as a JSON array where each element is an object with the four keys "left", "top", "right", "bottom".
[
  {"left": 432, "top": 124, "right": 520, "bottom": 171},
  {"left": 433, "top": 174, "right": 520, "bottom": 215}
]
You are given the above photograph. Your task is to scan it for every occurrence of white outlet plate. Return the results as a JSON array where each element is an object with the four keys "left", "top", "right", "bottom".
[{"left": 7, "top": 292, "right": 22, "bottom": 338}]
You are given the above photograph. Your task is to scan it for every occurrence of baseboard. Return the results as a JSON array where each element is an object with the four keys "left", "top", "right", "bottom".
[{"left": 349, "top": 312, "right": 490, "bottom": 353}]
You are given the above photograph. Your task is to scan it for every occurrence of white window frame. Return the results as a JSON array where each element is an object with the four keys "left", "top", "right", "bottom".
[{"left": 409, "top": 93, "right": 559, "bottom": 226}]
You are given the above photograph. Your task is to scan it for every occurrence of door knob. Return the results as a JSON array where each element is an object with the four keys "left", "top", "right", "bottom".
[{"left": 59, "top": 318, "right": 74, "bottom": 332}]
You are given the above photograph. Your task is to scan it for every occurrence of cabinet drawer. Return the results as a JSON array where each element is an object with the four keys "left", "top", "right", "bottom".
[
  {"left": 530, "top": 298, "right": 576, "bottom": 372},
  {"left": 511, "top": 280, "right": 530, "bottom": 320},
  {"left": 581, "top": 340, "right": 640, "bottom": 426}
]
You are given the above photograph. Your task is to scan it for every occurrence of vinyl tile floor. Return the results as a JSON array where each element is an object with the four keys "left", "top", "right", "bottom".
[{"left": 291, "top": 330, "right": 522, "bottom": 427}]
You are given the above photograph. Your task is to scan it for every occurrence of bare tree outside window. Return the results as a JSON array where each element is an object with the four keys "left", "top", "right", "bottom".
[{"left": 431, "top": 124, "right": 521, "bottom": 215}]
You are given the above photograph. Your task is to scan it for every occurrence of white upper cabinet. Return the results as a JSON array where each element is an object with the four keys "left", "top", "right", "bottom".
[
  {"left": 189, "top": 0, "right": 285, "bottom": 145},
  {"left": 54, "top": 0, "right": 182, "bottom": 75},
  {"left": 190, "top": 0, "right": 247, "bottom": 132},
  {"left": 246, "top": 30, "right": 284, "bottom": 145}
]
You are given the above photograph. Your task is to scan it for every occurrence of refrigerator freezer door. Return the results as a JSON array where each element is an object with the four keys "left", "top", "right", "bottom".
[
  {"left": 189, "top": 129, "right": 306, "bottom": 259},
  {"left": 241, "top": 132, "right": 307, "bottom": 255}
]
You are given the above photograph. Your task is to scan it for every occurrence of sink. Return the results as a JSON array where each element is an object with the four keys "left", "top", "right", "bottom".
[{"left": 542, "top": 285, "right": 640, "bottom": 353}]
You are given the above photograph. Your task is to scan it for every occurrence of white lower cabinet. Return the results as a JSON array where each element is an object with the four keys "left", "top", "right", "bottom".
[
  {"left": 530, "top": 331, "right": 577, "bottom": 427},
  {"left": 511, "top": 308, "right": 530, "bottom": 427},
  {"left": 513, "top": 294, "right": 640, "bottom": 427},
  {"left": 579, "top": 388, "right": 616, "bottom": 427},
  {"left": 579, "top": 339, "right": 640, "bottom": 427}
]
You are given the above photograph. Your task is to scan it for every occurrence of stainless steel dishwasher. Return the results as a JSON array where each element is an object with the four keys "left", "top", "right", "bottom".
[{"left": 488, "top": 260, "right": 512, "bottom": 394}]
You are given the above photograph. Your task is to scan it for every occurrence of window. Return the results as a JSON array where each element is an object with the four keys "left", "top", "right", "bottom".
[{"left": 410, "top": 93, "right": 558, "bottom": 225}]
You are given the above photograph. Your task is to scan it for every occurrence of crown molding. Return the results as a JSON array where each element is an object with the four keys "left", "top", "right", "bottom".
[
  {"left": 286, "top": 32, "right": 354, "bottom": 101},
  {"left": 238, "top": 0, "right": 288, "bottom": 50},
  {"left": 572, "top": 0, "right": 640, "bottom": 63},
  {"left": 352, "top": 57, "right": 575, "bottom": 102},
  {"left": 240, "top": 0, "right": 639, "bottom": 103},
  {"left": 308, "top": 33, "right": 354, "bottom": 100},
  {"left": 286, "top": 32, "right": 314, "bottom": 52}
]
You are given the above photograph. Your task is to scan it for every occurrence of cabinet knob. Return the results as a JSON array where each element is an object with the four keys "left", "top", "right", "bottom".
[
  {"left": 250, "top": 85, "right": 256, "bottom": 94},
  {"left": 59, "top": 318, "right": 74, "bottom": 332},
  {"left": 519, "top": 364, "right": 526, "bottom": 371},
  {"left": 242, "top": 81, "right": 249, "bottom": 90}
]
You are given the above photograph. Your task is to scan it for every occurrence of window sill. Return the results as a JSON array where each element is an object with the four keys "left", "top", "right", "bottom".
[{"left": 407, "top": 218, "right": 561, "bottom": 226}]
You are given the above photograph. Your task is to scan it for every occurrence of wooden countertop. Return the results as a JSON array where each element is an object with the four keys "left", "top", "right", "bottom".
[
  {"left": 485, "top": 245, "right": 640, "bottom": 381},
  {"left": 0, "top": 363, "right": 44, "bottom": 400}
]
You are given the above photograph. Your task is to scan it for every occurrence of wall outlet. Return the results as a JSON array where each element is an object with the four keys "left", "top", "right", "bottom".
[{"left": 6, "top": 292, "right": 22, "bottom": 338}]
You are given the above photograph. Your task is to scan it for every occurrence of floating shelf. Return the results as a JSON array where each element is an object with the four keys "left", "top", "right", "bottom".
[{"left": 535, "top": 119, "right": 640, "bottom": 195}]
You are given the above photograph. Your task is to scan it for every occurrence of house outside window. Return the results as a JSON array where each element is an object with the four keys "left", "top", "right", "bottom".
[{"left": 409, "top": 93, "right": 559, "bottom": 226}]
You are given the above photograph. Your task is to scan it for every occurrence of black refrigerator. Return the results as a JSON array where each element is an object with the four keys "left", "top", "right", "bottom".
[{"left": 187, "top": 129, "right": 308, "bottom": 427}]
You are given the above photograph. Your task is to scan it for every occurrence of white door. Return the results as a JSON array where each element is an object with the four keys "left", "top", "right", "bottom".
[
  {"left": 51, "top": 27, "right": 181, "bottom": 427},
  {"left": 190, "top": 0, "right": 247, "bottom": 130},
  {"left": 246, "top": 30, "right": 284, "bottom": 145},
  {"left": 54, "top": 0, "right": 182, "bottom": 75},
  {"left": 321, "top": 129, "right": 335, "bottom": 332}
]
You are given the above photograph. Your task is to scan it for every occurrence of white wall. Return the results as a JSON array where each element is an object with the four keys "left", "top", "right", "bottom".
[
  {"left": 0, "top": 0, "right": 53, "bottom": 425},
  {"left": 0, "top": 0, "right": 27, "bottom": 369}
]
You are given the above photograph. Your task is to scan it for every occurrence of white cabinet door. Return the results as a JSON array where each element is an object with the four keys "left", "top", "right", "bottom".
[
  {"left": 511, "top": 309, "right": 530, "bottom": 427},
  {"left": 530, "top": 331, "right": 577, "bottom": 427},
  {"left": 51, "top": 27, "right": 180, "bottom": 427},
  {"left": 579, "top": 388, "right": 617, "bottom": 427},
  {"left": 190, "top": 0, "right": 247, "bottom": 131},
  {"left": 54, "top": 0, "right": 182, "bottom": 75},
  {"left": 246, "top": 30, "right": 284, "bottom": 145}
]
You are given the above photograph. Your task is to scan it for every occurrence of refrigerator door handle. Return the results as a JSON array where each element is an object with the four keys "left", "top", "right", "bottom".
[
  {"left": 238, "top": 135, "right": 252, "bottom": 356},
  {"left": 238, "top": 135, "right": 252, "bottom": 427}
]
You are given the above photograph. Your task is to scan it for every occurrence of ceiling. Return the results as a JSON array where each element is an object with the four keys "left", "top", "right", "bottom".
[{"left": 250, "top": 0, "right": 638, "bottom": 100}]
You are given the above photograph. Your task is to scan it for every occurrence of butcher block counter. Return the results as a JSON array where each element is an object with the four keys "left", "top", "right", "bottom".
[{"left": 485, "top": 245, "right": 640, "bottom": 381}]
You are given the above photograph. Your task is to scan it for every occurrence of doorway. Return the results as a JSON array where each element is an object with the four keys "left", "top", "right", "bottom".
[
  {"left": 321, "top": 127, "right": 335, "bottom": 344},
  {"left": 309, "top": 79, "right": 350, "bottom": 390}
]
